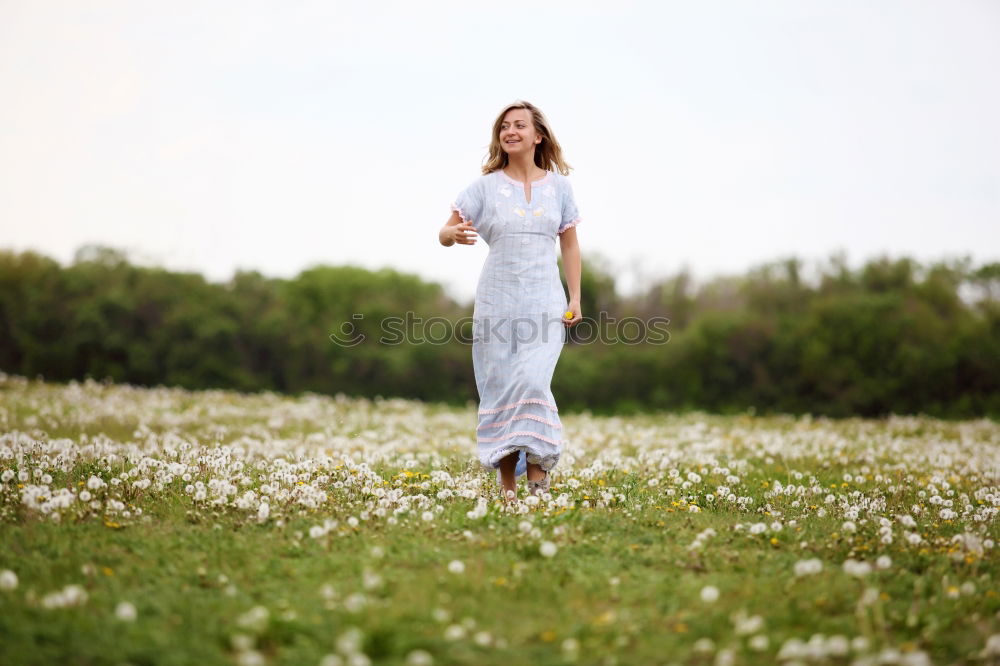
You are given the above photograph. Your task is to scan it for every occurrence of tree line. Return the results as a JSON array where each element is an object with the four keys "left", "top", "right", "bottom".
[{"left": 1, "top": 245, "right": 997, "bottom": 418}]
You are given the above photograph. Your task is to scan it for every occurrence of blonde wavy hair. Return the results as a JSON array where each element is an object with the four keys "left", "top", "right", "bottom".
[{"left": 482, "top": 100, "right": 572, "bottom": 176}]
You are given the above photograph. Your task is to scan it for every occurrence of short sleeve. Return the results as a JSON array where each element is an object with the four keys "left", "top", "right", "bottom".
[
  {"left": 558, "top": 178, "right": 582, "bottom": 235},
  {"left": 451, "top": 178, "right": 484, "bottom": 225}
]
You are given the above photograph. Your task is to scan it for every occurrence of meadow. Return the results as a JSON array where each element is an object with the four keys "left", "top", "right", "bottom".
[{"left": 1, "top": 371, "right": 998, "bottom": 666}]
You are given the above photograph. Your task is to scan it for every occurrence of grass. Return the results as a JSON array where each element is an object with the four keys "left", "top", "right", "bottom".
[{"left": 0, "top": 372, "right": 998, "bottom": 665}]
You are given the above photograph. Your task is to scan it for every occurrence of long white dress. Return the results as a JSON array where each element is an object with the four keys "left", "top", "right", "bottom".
[{"left": 451, "top": 168, "right": 582, "bottom": 480}]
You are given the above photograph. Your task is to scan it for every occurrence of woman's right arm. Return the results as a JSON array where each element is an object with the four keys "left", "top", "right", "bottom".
[{"left": 439, "top": 210, "right": 478, "bottom": 247}]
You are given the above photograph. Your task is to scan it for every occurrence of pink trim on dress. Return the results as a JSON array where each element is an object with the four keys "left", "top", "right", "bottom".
[
  {"left": 477, "top": 413, "right": 562, "bottom": 430},
  {"left": 478, "top": 398, "right": 558, "bottom": 415},
  {"left": 450, "top": 203, "right": 471, "bottom": 224},
  {"left": 557, "top": 217, "right": 581, "bottom": 235},
  {"left": 478, "top": 430, "right": 562, "bottom": 446}
]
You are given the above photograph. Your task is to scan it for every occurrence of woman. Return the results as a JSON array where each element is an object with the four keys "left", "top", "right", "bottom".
[{"left": 438, "top": 100, "right": 583, "bottom": 504}]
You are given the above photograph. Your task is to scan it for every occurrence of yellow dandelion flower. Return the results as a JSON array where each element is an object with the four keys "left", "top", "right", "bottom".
[{"left": 592, "top": 610, "right": 615, "bottom": 626}]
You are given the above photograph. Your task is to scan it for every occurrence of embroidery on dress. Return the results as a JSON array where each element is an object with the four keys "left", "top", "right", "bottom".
[
  {"left": 499, "top": 185, "right": 512, "bottom": 198},
  {"left": 543, "top": 185, "right": 556, "bottom": 198},
  {"left": 533, "top": 206, "right": 545, "bottom": 217},
  {"left": 513, "top": 206, "right": 525, "bottom": 217}
]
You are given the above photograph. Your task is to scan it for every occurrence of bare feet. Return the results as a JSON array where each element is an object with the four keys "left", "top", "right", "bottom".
[
  {"left": 497, "top": 452, "right": 519, "bottom": 503},
  {"left": 526, "top": 463, "right": 550, "bottom": 497}
]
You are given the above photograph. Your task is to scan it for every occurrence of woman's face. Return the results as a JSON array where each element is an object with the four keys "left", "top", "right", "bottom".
[{"left": 499, "top": 108, "right": 541, "bottom": 156}]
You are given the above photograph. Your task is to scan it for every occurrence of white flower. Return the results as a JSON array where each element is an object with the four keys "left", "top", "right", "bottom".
[
  {"left": 826, "top": 635, "right": 850, "bottom": 656},
  {"left": 715, "top": 648, "right": 736, "bottom": 666},
  {"left": 842, "top": 558, "right": 872, "bottom": 577},
  {"left": 309, "top": 525, "right": 326, "bottom": 539},
  {"left": 237, "top": 605, "right": 269, "bottom": 633},
  {"left": 42, "top": 584, "right": 88, "bottom": 608},
  {"left": 733, "top": 613, "right": 764, "bottom": 635},
  {"left": 236, "top": 651, "right": 265, "bottom": 666},
  {"left": 61, "top": 584, "right": 87, "bottom": 606},
  {"left": 0, "top": 570, "right": 17, "bottom": 591},
  {"left": 421, "top": 511, "right": 434, "bottom": 522},
  {"left": 842, "top": 521, "right": 857, "bottom": 533},
  {"left": 443, "top": 624, "right": 466, "bottom": 641},
  {"left": 859, "top": 587, "right": 880, "bottom": 606},
  {"left": 337, "top": 626, "right": 364, "bottom": 654},
  {"left": 231, "top": 634, "right": 255, "bottom": 651},
  {"left": 362, "top": 570, "right": 382, "bottom": 590},
  {"left": 539, "top": 541, "right": 558, "bottom": 558},
  {"left": 405, "top": 649, "right": 434, "bottom": 665},
  {"left": 343, "top": 593, "right": 367, "bottom": 613},
  {"left": 447, "top": 560, "right": 465, "bottom": 574},
  {"left": 876, "top": 555, "right": 892, "bottom": 569},
  {"left": 115, "top": 601, "right": 137, "bottom": 622},
  {"left": 693, "top": 637, "right": 715, "bottom": 653},
  {"left": 700, "top": 585, "right": 720, "bottom": 602},
  {"left": 793, "top": 558, "right": 823, "bottom": 577},
  {"left": 777, "top": 638, "right": 808, "bottom": 660},
  {"left": 256, "top": 502, "right": 269, "bottom": 523}
]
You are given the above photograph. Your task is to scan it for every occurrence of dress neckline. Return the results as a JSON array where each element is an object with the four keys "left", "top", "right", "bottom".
[{"left": 498, "top": 169, "right": 551, "bottom": 187}]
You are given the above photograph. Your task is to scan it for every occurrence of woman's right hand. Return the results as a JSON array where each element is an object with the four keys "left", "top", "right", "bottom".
[
  {"left": 449, "top": 221, "right": 478, "bottom": 245},
  {"left": 440, "top": 211, "right": 478, "bottom": 246}
]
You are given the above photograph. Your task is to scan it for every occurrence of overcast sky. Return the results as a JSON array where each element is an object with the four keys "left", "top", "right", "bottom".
[{"left": 1, "top": 0, "right": 997, "bottom": 304}]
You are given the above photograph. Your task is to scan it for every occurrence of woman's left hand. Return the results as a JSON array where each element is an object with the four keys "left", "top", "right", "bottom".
[{"left": 563, "top": 300, "right": 582, "bottom": 327}]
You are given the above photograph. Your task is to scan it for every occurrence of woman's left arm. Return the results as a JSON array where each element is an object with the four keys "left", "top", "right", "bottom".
[{"left": 559, "top": 227, "right": 582, "bottom": 326}]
